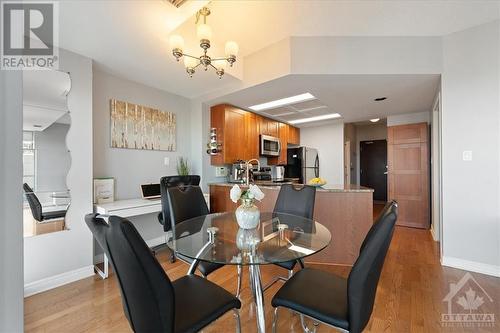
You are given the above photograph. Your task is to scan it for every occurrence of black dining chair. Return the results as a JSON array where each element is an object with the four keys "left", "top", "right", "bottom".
[
  {"left": 23, "top": 183, "right": 66, "bottom": 222},
  {"left": 85, "top": 213, "right": 241, "bottom": 333},
  {"left": 156, "top": 175, "right": 201, "bottom": 262},
  {"left": 167, "top": 185, "right": 225, "bottom": 279},
  {"left": 264, "top": 184, "right": 316, "bottom": 291},
  {"left": 271, "top": 201, "right": 398, "bottom": 333}
]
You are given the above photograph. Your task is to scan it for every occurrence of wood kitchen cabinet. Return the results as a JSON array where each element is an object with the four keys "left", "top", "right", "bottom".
[
  {"left": 211, "top": 104, "right": 248, "bottom": 165},
  {"left": 210, "top": 104, "right": 301, "bottom": 165},
  {"left": 288, "top": 125, "right": 300, "bottom": 145},
  {"left": 259, "top": 117, "right": 279, "bottom": 137},
  {"left": 245, "top": 112, "right": 260, "bottom": 160}
]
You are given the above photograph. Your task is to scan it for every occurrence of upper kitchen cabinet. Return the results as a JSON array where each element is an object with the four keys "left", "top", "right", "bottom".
[
  {"left": 245, "top": 112, "right": 260, "bottom": 161},
  {"left": 210, "top": 104, "right": 301, "bottom": 165},
  {"left": 288, "top": 125, "right": 300, "bottom": 145},
  {"left": 259, "top": 117, "right": 279, "bottom": 137},
  {"left": 210, "top": 104, "right": 247, "bottom": 165}
]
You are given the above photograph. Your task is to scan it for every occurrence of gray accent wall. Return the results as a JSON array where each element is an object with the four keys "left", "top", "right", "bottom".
[
  {"left": 92, "top": 68, "right": 192, "bottom": 245},
  {"left": 34, "top": 123, "right": 71, "bottom": 192}
]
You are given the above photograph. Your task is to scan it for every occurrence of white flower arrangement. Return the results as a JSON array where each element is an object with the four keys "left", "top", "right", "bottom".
[{"left": 230, "top": 184, "right": 265, "bottom": 203}]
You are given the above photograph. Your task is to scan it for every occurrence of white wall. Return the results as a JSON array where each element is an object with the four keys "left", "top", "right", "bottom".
[
  {"left": 92, "top": 69, "right": 192, "bottom": 245},
  {"left": 0, "top": 70, "right": 24, "bottom": 332},
  {"left": 355, "top": 123, "right": 388, "bottom": 185},
  {"left": 300, "top": 122, "right": 344, "bottom": 185},
  {"left": 386, "top": 111, "right": 430, "bottom": 126},
  {"left": 441, "top": 20, "right": 500, "bottom": 275},
  {"left": 24, "top": 47, "right": 95, "bottom": 293}
]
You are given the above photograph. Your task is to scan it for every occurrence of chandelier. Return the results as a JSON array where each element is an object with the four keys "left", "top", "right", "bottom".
[{"left": 169, "top": 7, "right": 239, "bottom": 79}]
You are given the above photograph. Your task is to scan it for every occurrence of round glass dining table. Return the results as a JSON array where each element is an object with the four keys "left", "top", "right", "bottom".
[{"left": 167, "top": 212, "right": 332, "bottom": 333}]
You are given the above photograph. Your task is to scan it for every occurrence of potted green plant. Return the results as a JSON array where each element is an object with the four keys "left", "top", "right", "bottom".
[{"left": 177, "top": 157, "right": 190, "bottom": 176}]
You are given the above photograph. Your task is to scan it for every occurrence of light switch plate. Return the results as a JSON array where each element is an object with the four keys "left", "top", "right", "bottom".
[
  {"left": 462, "top": 150, "right": 472, "bottom": 161},
  {"left": 164, "top": 157, "right": 170, "bottom": 166},
  {"left": 215, "top": 166, "right": 228, "bottom": 177}
]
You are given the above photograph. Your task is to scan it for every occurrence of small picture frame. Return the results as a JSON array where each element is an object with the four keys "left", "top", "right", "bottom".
[{"left": 93, "top": 178, "right": 115, "bottom": 204}]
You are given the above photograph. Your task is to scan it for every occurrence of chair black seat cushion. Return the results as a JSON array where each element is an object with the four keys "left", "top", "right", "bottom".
[
  {"left": 177, "top": 253, "right": 224, "bottom": 277},
  {"left": 173, "top": 274, "right": 241, "bottom": 333},
  {"left": 271, "top": 268, "right": 349, "bottom": 330},
  {"left": 275, "top": 259, "right": 297, "bottom": 271},
  {"left": 41, "top": 210, "right": 67, "bottom": 220}
]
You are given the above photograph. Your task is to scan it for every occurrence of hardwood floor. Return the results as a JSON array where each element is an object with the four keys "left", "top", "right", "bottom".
[{"left": 25, "top": 221, "right": 500, "bottom": 332}]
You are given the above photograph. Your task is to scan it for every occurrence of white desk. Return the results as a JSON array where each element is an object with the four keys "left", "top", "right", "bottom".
[
  {"left": 93, "top": 194, "right": 210, "bottom": 279},
  {"left": 95, "top": 198, "right": 162, "bottom": 217}
]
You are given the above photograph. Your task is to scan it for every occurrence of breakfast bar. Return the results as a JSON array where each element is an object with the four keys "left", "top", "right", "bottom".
[{"left": 209, "top": 183, "right": 374, "bottom": 265}]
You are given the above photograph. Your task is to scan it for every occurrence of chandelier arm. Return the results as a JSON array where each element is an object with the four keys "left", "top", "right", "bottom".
[
  {"left": 182, "top": 53, "right": 201, "bottom": 60},
  {"left": 208, "top": 63, "right": 219, "bottom": 71},
  {"left": 193, "top": 62, "right": 202, "bottom": 69},
  {"left": 210, "top": 57, "right": 231, "bottom": 61}
]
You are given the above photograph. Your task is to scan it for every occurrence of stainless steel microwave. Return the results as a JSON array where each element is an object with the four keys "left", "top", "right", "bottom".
[{"left": 260, "top": 135, "right": 280, "bottom": 156}]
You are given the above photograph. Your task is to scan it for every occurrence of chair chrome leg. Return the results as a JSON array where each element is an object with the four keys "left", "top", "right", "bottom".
[
  {"left": 300, "top": 314, "right": 318, "bottom": 333},
  {"left": 272, "top": 307, "right": 279, "bottom": 333},
  {"left": 233, "top": 308, "right": 241, "bottom": 333},
  {"left": 288, "top": 269, "right": 294, "bottom": 279},
  {"left": 236, "top": 264, "right": 242, "bottom": 298}
]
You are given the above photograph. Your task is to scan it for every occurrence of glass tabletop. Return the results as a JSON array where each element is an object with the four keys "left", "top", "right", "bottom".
[{"left": 167, "top": 212, "right": 332, "bottom": 266}]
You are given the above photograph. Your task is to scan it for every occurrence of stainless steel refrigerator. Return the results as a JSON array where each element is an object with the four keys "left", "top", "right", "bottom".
[{"left": 285, "top": 147, "right": 319, "bottom": 184}]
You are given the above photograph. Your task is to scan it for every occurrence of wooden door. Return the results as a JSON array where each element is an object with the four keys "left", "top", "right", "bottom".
[
  {"left": 360, "top": 140, "right": 387, "bottom": 202},
  {"left": 388, "top": 123, "right": 429, "bottom": 229}
]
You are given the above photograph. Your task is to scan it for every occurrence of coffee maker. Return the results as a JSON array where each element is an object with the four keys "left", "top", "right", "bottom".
[{"left": 229, "top": 160, "right": 247, "bottom": 183}]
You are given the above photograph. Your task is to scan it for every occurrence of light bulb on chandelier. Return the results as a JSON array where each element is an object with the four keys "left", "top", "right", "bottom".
[{"left": 169, "top": 6, "right": 238, "bottom": 78}]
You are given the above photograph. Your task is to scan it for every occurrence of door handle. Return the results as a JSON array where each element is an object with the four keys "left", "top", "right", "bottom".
[{"left": 384, "top": 172, "right": 388, "bottom": 175}]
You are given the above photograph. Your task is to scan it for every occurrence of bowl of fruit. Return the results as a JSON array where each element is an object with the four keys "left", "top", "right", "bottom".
[{"left": 308, "top": 177, "right": 327, "bottom": 187}]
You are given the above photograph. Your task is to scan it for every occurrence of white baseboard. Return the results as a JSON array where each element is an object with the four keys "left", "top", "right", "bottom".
[
  {"left": 441, "top": 256, "right": 500, "bottom": 277},
  {"left": 24, "top": 265, "right": 95, "bottom": 297}
]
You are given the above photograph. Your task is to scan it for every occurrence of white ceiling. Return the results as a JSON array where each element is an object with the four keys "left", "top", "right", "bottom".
[
  {"left": 57, "top": 1, "right": 499, "bottom": 98},
  {"left": 23, "top": 70, "right": 71, "bottom": 131},
  {"left": 206, "top": 74, "right": 440, "bottom": 126}
]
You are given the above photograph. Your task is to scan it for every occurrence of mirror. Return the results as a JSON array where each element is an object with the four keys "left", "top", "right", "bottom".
[{"left": 22, "top": 70, "right": 71, "bottom": 237}]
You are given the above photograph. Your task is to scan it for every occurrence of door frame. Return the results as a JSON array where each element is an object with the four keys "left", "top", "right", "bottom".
[{"left": 430, "top": 91, "right": 443, "bottom": 254}]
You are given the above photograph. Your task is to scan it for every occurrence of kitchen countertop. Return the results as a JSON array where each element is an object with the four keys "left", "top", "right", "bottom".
[{"left": 209, "top": 182, "right": 373, "bottom": 193}]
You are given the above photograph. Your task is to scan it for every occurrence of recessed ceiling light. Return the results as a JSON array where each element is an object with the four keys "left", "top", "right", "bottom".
[
  {"left": 374, "top": 97, "right": 387, "bottom": 101},
  {"left": 370, "top": 118, "right": 380, "bottom": 123},
  {"left": 249, "top": 93, "right": 315, "bottom": 111},
  {"left": 289, "top": 113, "right": 341, "bottom": 124},
  {"left": 33, "top": 125, "right": 42, "bottom": 128}
]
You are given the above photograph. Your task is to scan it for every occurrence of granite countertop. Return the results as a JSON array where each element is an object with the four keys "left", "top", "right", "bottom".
[{"left": 209, "top": 182, "right": 374, "bottom": 193}]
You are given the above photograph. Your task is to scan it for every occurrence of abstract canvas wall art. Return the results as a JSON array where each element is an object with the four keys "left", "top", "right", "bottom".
[{"left": 110, "top": 99, "right": 176, "bottom": 151}]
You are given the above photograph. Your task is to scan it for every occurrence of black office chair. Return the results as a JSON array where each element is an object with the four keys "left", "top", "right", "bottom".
[
  {"left": 85, "top": 213, "right": 241, "bottom": 333},
  {"left": 167, "top": 185, "right": 225, "bottom": 278},
  {"left": 264, "top": 184, "right": 316, "bottom": 291},
  {"left": 156, "top": 175, "right": 201, "bottom": 261},
  {"left": 23, "top": 183, "right": 66, "bottom": 222},
  {"left": 271, "top": 201, "right": 398, "bottom": 333}
]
